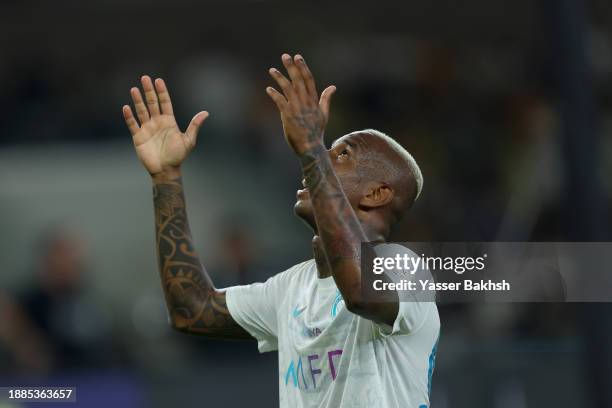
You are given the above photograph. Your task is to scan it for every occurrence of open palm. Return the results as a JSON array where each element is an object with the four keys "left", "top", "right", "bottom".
[{"left": 122, "top": 76, "right": 209, "bottom": 176}]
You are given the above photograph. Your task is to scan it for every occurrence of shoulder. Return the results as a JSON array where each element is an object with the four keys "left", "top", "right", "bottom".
[
  {"left": 289, "top": 258, "right": 316, "bottom": 273},
  {"left": 284, "top": 258, "right": 316, "bottom": 280},
  {"left": 266, "top": 258, "right": 316, "bottom": 287},
  {"left": 374, "top": 243, "right": 418, "bottom": 257}
]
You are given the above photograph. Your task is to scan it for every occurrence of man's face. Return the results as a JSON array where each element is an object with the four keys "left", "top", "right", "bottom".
[{"left": 294, "top": 132, "right": 370, "bottom": 231}]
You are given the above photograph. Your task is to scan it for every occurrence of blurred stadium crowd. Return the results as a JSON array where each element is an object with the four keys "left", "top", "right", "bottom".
[{"left": 1, "top": 0, "right": 611, "bottom": 407}]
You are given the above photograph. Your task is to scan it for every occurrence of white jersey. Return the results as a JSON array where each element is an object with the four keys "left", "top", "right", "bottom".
[{"left": 226, "top": 257, "right": 440, "bottom": 408}]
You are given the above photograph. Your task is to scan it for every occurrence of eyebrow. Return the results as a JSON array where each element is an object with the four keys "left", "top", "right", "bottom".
[
  {"left": 331, "top": 138, "right": 358, "bottom": 151},
  {"left": 344, "top": 139, "right": 357, "bottom": 149}
]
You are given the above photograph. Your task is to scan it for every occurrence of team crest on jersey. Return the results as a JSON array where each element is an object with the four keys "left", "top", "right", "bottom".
[{"left": 331, "top": 290, "right": 344, "bottom": 318}]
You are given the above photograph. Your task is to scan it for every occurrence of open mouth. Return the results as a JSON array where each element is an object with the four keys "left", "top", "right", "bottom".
[{"left": 297, "top": 188, "right": 309, "bottom": 198}]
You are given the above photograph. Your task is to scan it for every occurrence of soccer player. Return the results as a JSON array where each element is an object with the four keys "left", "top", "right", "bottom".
[{"left": 122, "top": 54, "right": 440, "bottom": 408}]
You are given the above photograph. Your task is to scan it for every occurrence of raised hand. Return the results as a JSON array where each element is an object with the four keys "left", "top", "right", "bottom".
[
  {"left": 122, "top": 76, "right": 209, "bottom": 177},
  {"left": 266, "top": 54, "right": 336, "bottom": 155}
]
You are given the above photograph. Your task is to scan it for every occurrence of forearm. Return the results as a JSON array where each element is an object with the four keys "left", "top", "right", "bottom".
[
  {"left": 300, "top": 144, "right": 367, "bottom": 305},
  {"left": 301, "top": 146, "right": 398, "bottom": 324},
  {"left": 152, "top": 170, "right": 249, "bottom": 338}
]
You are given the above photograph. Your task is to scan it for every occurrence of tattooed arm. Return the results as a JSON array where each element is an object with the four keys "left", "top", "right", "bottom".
[
  {"left": 122, "top": 76, "right": 250, "bottom": 339},
  {"left": 266, "top": 55, "right": 398, "bottom": 326},
  {"left": 152, "top": 172, "right": 250, "bottom": 338}
]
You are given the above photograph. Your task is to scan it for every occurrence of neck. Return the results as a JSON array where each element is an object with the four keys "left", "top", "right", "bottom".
[{"left": 312, "top": 225, "right": 386, "bottom": 279}]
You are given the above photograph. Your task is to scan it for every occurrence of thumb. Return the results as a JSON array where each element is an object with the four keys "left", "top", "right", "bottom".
[
  {"left": 319, "top": 85, "right": 336, "bottom": 120},
  {"left": 185, "top": 111, "right": 209, "bottom": 146}
]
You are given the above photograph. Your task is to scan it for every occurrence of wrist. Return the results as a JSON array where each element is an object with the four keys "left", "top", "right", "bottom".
[
  {"left": 151, "top": 166, "right": 182, "bottom": 183},
  {"left": 298, "top": 143, "right": 327, "bottom": 166}
]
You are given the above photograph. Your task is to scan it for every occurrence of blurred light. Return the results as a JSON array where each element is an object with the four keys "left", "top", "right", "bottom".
[{"left": 130, "top": 289, "right": 169, "bottom": 340}]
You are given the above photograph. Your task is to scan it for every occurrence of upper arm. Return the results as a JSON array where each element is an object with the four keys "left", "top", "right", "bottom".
[
  {"left": 348, "top": 283, "right": 434, "bottom": 337},
  {"left": 345, "top": 290, "right": 399, "bottom": 328},
  {"left": 372, "top": 300, "right": 436, "bottom": 337},
  {"left": 348, "top": 243, "right": 434, "bottom": 333}
]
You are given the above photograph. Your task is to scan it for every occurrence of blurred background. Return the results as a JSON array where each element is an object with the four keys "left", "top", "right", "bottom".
[{"left": 1, "top": 0, "right": 612, "bottom": 406}]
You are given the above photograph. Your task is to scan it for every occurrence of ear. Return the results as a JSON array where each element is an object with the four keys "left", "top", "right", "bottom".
[{"left": 359, "top": 182, "right": 394, "bottom": 210}]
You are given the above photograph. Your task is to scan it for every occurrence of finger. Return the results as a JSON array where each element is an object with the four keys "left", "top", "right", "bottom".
[
  {"left": 141, "top": 75, "right": 160, "bottom": 117},
  {"left": 269, "top": 68, "right": 296, "bottom": 102},
  {"left": 122, "top": 105, "right": 140, "bottom": 136},
  {"left": 154, "top": 78, "right": 174, "bottom": 115},
  {"left": 265, "top": 87, "right": 288, "bottom": 111},
  {"left": 294, "top": 54, "right": 317, "bottom": 99},
  {"left": 281, "top": 54, "right": 308, "bottom": 103},
  {"left": 130, "top": 87, "right": 149, "bottom": 123},
  {"left": 185, "top": 111, "right": 209, "bottom": 147},
  {"left": 319, "top": 85, "right": 337, "bottom": 120}
]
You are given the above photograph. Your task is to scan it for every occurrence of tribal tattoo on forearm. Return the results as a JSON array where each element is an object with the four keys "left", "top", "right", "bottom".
[
  {"left": 153, "top": 177, "right": 250, "bottom": 339},
  {"left": 299, "top": 145, "right": 367, "bottom": 271}
]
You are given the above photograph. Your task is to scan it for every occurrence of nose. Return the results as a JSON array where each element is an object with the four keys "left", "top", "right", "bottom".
[{"left": 301, "top": 178, "right": 307, "bottom": 188}]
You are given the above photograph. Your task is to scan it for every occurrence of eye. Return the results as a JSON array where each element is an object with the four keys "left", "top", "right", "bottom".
[{"left": 337, "top": 149, "right": 349, "bottom": 159}]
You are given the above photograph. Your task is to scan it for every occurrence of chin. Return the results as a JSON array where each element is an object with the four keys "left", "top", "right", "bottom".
[{"left": 294, "top": 198, "right": 317, "bottom": 232}]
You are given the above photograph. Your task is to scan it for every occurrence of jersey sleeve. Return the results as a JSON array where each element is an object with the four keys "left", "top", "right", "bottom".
[
  {"left": 375, "top": 300, "right": 436, "bottom": 337},
  {"left": 224, "top": 269, "right": 290, "bottom": 353}
]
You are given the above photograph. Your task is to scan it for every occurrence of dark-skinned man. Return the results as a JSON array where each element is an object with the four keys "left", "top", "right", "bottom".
[{"left": 122, "top": 54, "right": 440, "bottom": 408}]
